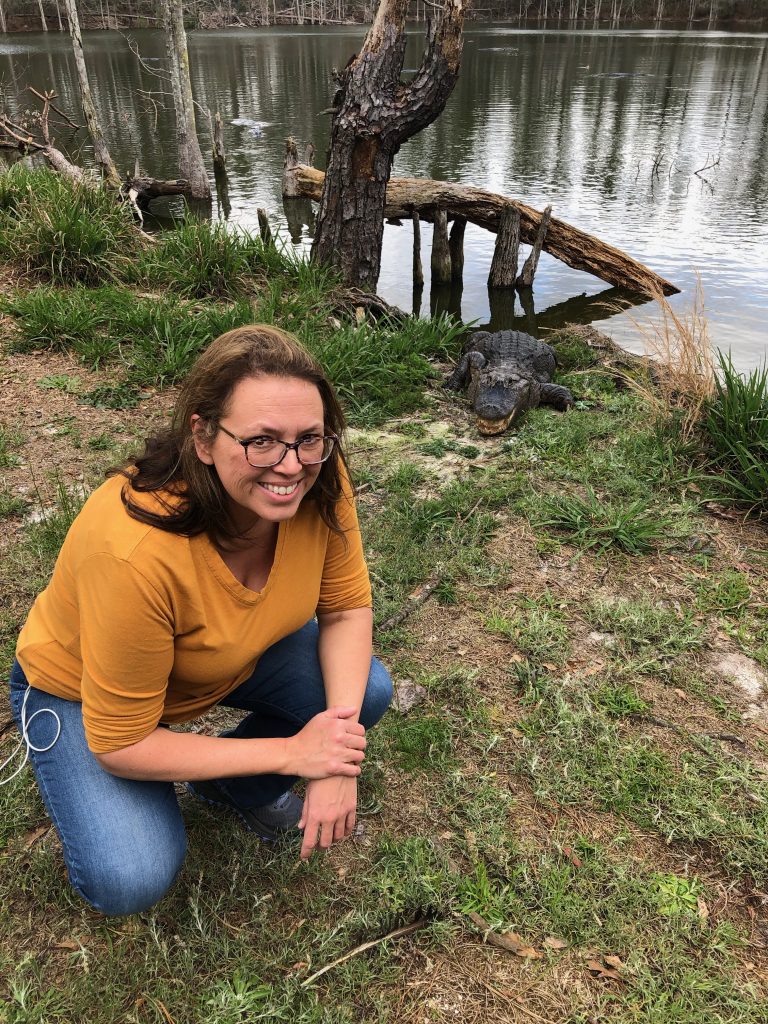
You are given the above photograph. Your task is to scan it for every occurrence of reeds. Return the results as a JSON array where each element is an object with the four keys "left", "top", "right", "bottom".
[{"left": 622, "top": 277, "right": 715, "bottom": 441}]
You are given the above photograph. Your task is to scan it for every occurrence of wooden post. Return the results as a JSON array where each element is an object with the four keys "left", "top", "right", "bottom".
[
  {"left": 212, "top": 111, "right": 226, "bottom": 173},
  {"left": 283, "top": 136, "right": 300, "bottom": 198},
  {"left": 257, "top": 208, "right": 273, "bottom": 245},
  {"left": 431, "top": 208, "right": 451, "bottom": 285},
  {"left": 448, "top": 214, "right": 466, "bottom": 281},
  {"left": 517, "top": 203, "right": 551, "bottom": 289},
  {"left": 412, "top": 210, "right": 424, "bottom": 288},
  {"left": 488, "top": 203, "right": 520, "bottom": 289}
]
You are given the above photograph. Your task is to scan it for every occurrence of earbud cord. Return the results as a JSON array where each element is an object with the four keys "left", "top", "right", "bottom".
[{"left": 0, "top": 686, "right": 61, "bottom": 786}]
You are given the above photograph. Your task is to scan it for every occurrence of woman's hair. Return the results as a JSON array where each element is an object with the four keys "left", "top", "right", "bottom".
[{"left": 112, "top": 325, "right": 349, "bottom": 541}]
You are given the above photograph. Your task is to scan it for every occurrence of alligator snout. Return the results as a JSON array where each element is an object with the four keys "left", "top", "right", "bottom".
[{"left": 474, "top": 381, "right": 538, "bottom": 435}]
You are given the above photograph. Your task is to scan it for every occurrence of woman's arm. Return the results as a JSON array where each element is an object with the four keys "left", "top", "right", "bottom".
[
  {"left": 96, "top": 705, "right": 366, "bottom": 782},
  {"left": 299, "top": 606, "right": 373, "bottom": 860}
]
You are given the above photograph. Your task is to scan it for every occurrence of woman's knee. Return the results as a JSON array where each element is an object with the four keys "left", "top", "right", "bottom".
[
  {"left": 72, "top": 830, "right": 188, "bottom": 916},
  {"left": 360, "top": 658, "right": 393, "bottom": 728}
]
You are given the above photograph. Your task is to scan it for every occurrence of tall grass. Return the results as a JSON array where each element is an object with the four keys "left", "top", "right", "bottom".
[
  {"left": 0, "top": 166, "right": 141, "bottom": 284},
  {"left": 622, "top": 279, "right": 715, "bottom": 440},
  {"left": 704, "top": 352, "right": 768, "bottom": 515}
]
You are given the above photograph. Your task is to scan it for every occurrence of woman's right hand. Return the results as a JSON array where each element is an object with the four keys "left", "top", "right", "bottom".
[{"left": 286, "top": 707, "right": 366, "bottom": 779}]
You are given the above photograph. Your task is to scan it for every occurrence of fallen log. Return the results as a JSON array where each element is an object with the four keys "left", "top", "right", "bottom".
[{"left": 291, "top": 164, "right": 679, "bottom": 297}]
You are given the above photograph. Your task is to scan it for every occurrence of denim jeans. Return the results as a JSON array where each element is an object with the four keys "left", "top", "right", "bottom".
[{"left": 8, "top": 620, "right": 392, "bottom": 916}]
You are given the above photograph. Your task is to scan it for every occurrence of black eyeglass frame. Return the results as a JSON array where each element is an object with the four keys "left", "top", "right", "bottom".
[{"left": 215, "top": 423, "right": 339, "bottom": 468}]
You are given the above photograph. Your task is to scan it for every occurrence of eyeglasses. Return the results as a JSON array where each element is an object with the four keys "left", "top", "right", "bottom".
[{"left": 216, "top": 424, "right": 338, "bottom": 468}]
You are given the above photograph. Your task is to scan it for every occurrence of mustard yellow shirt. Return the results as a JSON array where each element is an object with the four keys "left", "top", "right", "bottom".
[{"left": 16, "top": 474, "right": 372, "bottom": 753}]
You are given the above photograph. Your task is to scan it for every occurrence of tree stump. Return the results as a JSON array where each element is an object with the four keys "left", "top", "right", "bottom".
[
  {"left": 517, "top": 203, "right": 551, "bottom": 289},
  {"left": 431, "top": 209, "right": 452, "bottom": 285},
  {"left": 412, "top": 210, "right": 424, "bottom": 288},
  {"left": 257, "top": 208, "right": 273, "bottom": 245},
  {"left": 448, "top": 214, "right": 466, "bottom": 281},
  {"left": 212, "top": 111, "right": 226, "bottom": 173},
  {"left": 488, "top": 203, "right": 520, "bottom": 289},
  {"left": 283, "top": 137, "right": 300, "bottom": 198}
]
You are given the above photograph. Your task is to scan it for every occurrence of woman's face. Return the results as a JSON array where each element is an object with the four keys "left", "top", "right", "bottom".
[{"left": 192, "top": 374, "right": 326, "bottom": 533}]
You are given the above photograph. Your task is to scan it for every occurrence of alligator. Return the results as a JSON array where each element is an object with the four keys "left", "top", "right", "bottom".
[{"left": 445, "top": 329, "right": 575, "bottom": 434}]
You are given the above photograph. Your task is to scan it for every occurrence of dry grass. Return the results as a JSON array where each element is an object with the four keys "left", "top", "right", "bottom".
[{"left": 622, "top": 277, "right": 715, "bottom": 440}]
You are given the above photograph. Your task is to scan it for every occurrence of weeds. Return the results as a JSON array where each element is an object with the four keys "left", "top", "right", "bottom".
[
  {"left": 703, "top": 351, "right": 768, "bottom": 515},
  {"left": 621, "top": 278, "right": 715, "bottom": 441},
  {"left": 0, "top": 166, "right": 140, "bottom": 284},
  {"left": 534, "top": 485, "right": 669, "bottom": 554}
]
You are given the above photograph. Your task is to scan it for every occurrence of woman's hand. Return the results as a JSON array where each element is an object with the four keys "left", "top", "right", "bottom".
[
  {"left": 299, "top": 776, "right": 358, "bottom": 860},
  {"left": 286, "top": 706, "right": 366, "bottom": 779}
]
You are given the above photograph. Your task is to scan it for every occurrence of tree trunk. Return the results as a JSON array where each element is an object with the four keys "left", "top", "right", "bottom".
[
  {"left": 37, "top": 0, "right": 49, "bottom": 31},
  {"left": 0, "top": 0, "right": 7, "bottom": 34},
  {"left": 431, "top": 208, "right": 451, "bottom": 284},
  {"left": 62, "top": 0, "right": 120, "bottom": 185},
  {"left": 162, "top": 0, "right": 211, "bottom": 200},
  {"left": 311, "top": 0, "right": 465, "bottom": 291},
  {"left": 293, "top": 165, "right": 679, "bottom": 296},
  {"left": 488, "top": 203, "right": 520, "bottom": 288}
]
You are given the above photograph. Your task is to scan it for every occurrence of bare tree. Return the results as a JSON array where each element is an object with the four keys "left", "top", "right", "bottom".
[
  {"left": 312, "top": 0, "right": 465, "bottom": 290},
  {"left": 62, "top": 0, "right": 121, "bottom": 183},
  {"left": 162, "top": 0, "right": 211, "bottom": 199}
]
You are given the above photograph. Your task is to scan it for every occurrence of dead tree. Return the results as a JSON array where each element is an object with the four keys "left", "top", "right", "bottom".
[
  {"left": 62, "top": 0, "right": 120, "bottom": 185},
  {"left": 162, "top": 0, "right": 211, "bottom": 200},
  {"left": 311, "top": 0, "right": 465, "bottom": 291}
]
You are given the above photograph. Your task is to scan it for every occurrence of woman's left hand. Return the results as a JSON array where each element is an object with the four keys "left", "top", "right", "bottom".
[{"left": 298, "top": 775, "right": 357, "bottom": 860}]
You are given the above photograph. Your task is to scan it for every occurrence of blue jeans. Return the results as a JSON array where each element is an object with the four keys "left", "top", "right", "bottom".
[{"left": 8, "top": 621, "right": 392, "bottom": 916}]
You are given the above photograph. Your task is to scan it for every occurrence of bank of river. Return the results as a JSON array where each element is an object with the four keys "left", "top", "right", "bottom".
[{"left": 1, "top": 24, "right": 767, "bottom": 367}]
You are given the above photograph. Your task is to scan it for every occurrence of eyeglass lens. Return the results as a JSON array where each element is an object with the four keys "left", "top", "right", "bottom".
[{"left": 244, "top": 436, "right": 335, "bottom": 467}]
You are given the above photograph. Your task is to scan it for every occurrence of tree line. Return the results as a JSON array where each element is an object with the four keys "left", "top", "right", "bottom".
[{"left": 1, "top": 0, "right": 765, "bottom": 33}]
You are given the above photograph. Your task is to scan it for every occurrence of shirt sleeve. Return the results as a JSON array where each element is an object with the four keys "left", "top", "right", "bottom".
[
  {"left": 77, "top": 552, "right": 175, "bottom": 753},
  {"left": 316, "top": 480, "right": 372, "bottom": 615}
]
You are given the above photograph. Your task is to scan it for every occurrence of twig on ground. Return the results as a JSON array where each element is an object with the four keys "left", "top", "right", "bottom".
[
  {"left": 300, "top": 918, "right": 429, "bottom": 987},
  {"left": 376, "top": 568, "right": 443, "bottom": 633}
]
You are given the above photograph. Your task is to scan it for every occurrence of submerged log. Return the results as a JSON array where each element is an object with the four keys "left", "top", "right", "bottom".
[
  {"left": 290, "top": 165, "right": 679, "bottom": 296},
  {"left": 125, "top": 175, "right": 196, "bottom": 200}
]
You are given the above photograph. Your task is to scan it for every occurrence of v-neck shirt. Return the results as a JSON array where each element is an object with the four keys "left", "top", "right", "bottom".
[{"left": 16, "top": 473, "right": 371, "bottom": 753}]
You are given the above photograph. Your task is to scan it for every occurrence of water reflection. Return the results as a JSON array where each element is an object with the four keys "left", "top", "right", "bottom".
[{"left": 2, "top": 26, "right": 767, "bottom": 367}]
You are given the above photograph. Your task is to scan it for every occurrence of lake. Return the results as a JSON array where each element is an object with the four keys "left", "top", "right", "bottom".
[{"left": 1, "top": 24, "right": 767, "bottom": 368}]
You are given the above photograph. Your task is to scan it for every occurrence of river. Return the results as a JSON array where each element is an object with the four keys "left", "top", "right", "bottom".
[{"left": 1, "top": 25, "right": 767, "bottom": 369}]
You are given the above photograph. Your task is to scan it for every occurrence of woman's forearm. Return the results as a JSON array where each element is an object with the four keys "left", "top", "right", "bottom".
[
  {"left": 316, "top": 607, "right": 374, "bottom": 722},
  {"left": 95, "top": 728, "right": 290, "bottom": 782}
]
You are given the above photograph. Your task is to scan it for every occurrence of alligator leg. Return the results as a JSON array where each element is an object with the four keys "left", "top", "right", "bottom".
[
  {"left": 540, "top": 382, "right": 575, "bottom": 410},
  {"left": 445, "top": 350, "right": 487, "bottom": 391}
]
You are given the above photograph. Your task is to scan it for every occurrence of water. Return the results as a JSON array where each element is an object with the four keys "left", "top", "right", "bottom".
[{"left": 2, "top": 25, "right": 767, "bottom": 368}]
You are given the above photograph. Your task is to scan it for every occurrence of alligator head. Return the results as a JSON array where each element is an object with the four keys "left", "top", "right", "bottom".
[{"left": 470, "top": 367, "right": 542, "bottom": 435}]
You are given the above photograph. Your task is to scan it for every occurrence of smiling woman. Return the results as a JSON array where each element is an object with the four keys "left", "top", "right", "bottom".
[{"left": 8, "top": 325, "right": 392, "bottom": 916}]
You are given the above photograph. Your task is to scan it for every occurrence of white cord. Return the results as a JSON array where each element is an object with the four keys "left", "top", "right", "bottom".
[{"left": 0, "top": 686, "right": 61, "bottom": 786}]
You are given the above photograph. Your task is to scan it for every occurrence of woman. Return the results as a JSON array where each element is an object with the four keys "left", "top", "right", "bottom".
[{"left": 7, "top": 325, "right": 392, "bottom": 916}]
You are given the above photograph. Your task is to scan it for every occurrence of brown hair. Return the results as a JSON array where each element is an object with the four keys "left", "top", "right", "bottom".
[{"left": 112, "top": 325, "right": 350, "bottom": 542}]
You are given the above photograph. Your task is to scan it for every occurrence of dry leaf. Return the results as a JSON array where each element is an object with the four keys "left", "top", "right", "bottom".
[
  {"left": 586, "top": 959, "right": 621, "bottom": 981},
  {"left": 673, "top": 688, "right": 688, "bottom": 701},
  {"left": 510, "top": 653, "right": 525, "bottom": 663},
  {"left": 604, "top": 955, "right": 624, "bottom": 970},
  {"left": 23, "top": 824, "right": 50, "bottom": 850},
  {"left": 697, "top": 898, "right": 710, "bottom": 924},
  {"left": 497, "top": 929, "right": 544, "bottom": 958},
  {"left": 562, "top": 845, "right": 583, "bottom": 868},
  {"left": 543, "top": 937, "right": 568, "bottom": 950},
  {"left": 54, "top": 939, "right": 79, "bottom": 951}
]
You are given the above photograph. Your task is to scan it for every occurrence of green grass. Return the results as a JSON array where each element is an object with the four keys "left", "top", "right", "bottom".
[
  {"left": 703, "top": 351, "right": 768, "bottom": 515},
  {"left": 532, "top": 485, "right": 670, "bottom": 554},
  {"left": 0, "top": 165, "right": 140, "bottom": 285}
]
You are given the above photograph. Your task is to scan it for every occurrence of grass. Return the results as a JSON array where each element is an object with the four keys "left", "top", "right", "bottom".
[
  {"left": 703, "top": 351, "right": 768, "bottom": 515},
  {"left": 2, "top": 168, "right": 768, "bottom": 1021},
  {"left": 622, "top": 279, "right": 715, "bottom": 441}
]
